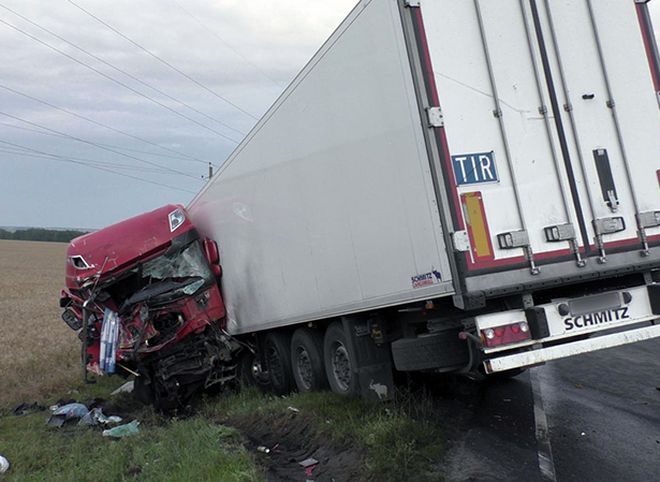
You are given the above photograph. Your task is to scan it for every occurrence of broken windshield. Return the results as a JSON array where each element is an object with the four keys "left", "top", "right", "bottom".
[{"left": 121, "top": 241, "right": 212, "bottom": 307}]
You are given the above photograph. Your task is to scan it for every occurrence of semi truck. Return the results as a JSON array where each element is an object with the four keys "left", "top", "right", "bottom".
[{"left": 60, "top": 0, "right": 660, "bottom": 409}]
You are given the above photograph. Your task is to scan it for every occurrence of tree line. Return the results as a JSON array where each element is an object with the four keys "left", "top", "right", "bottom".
[{"left": 0, "top": 228, "right": 89, "bottom": 243}]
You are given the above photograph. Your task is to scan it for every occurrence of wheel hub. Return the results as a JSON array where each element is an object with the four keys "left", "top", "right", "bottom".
[
  {"left": 295, "top": 347, "right": 313, "bottom": 390},
  {"left": 331, "top": 343, "right": 352, "bottom": 392}
]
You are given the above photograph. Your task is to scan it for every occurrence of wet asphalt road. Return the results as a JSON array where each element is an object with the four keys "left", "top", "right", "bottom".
[{"left": 435, "top": 338, "right": 660, "bottom": 481}]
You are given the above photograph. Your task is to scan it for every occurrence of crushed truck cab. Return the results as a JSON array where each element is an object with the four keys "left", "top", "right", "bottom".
[{"left": 60, "top": 205, "right": 239, "bottom": 409}]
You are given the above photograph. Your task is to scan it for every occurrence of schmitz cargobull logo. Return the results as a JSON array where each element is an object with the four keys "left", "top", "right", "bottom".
[{"left": 563, "top": 307, "right": 630, "bottom": 331}]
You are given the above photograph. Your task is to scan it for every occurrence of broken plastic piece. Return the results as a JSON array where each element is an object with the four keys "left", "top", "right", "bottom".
[
  {"left": 102, "top": 420, "right": 140, "bottom": 438},
  {"left": 0, "top": 455, "right": 9, "bottom": 473},
  {"left": 299, "top": 457, "right": 319, "bottom": 468},
  {"left": 53, "top": 403, "right": 89, "bottom": 419},
  {"left": 79, "top": 408, "right": 123, "bottom": 427},
  {"left": 287, "top": 406, "right": 300, "bottom": 413},
  {"left": 256, "top": 446, "right": 271, "bottom": 454},
  {"left": 111, "top": 381, "right": 135, "bottom": 396}
]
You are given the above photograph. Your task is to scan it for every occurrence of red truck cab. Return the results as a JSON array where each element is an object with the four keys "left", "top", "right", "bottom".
[{"left": 60, "top": 205, "right": 236, "bottom": 409}]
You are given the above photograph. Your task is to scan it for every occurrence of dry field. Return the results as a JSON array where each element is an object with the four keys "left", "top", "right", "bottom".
[{"left": 0, "top": 240, "right": 79, "bottom": 408}]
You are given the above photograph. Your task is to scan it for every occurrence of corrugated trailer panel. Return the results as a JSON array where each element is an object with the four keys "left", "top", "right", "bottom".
[
  {"left": 413, "top": 0, "right": 659, "bottom": 300},
  {"left": 189, "top": 0, "right": 453, "bottom": 335}
]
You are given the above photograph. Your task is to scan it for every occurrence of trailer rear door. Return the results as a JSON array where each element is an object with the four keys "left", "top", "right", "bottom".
[{"left": 411, "top": 0, "right": 660, "bottom": 279}]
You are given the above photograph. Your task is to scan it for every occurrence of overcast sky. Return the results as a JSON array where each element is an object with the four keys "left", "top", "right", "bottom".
[{"left": 0, "top": 0, "right": 658, "bottom": 229}]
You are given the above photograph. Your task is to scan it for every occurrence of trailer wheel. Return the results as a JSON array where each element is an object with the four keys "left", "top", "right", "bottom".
[
  {"left": 264, "top": 332, "right": 293, "bottom": 395},
  {"left": 291, "top": 328, "right": 327, "bottom": 392},
  {"left": 324, "top": 322, "right": 359, "bottom": 397}
]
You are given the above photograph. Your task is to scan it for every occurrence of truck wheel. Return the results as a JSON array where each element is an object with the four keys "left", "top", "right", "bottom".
[
  {"left": 237, "top": 349, "right": 270, "bottom": 390},
  {"left": 291, "top": 328, "right": 327, "bottom": 392},
  {"left": 324, "top": 322, "right": 359, "bottom": 397},
  {"left": 264, "top": 332, "right": 293, "bottom": 395}
]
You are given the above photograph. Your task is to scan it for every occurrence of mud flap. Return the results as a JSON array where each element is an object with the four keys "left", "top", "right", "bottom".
[{"left": 341, "top": 316, "right": 394, "bottom": 402}]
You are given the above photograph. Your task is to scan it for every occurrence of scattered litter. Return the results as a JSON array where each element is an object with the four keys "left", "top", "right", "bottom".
[
  {"left": 300, "top": 457, "right": 319, "bottom": 477},
  {"left": 580, "top": 432, "right": 586, "bottom": 436},
  {"left": 287, "top": 406, "right": 300, "bottom": 413},
  {"left": 575, "top": 383, "right": 584, "bottom": 389},
  {"left": 53, "top": 403, "right": 89, "bottom": 418},
  {"left": 656, "top": 386, "right": 660, "bottom": 392},
  {"left": 102, "top": 420, "right": 140, "bottom": 438},
  {"left": 12, "top": 402, "right": 45, "bottom": 416},
  {"left": 111, "top": 381, "right": 135, "bottom": 396},
  {"left": 0, "top": 455, "right": 9, "bottom": 473},
  {"left": 299, "top": 457, "right": 319, "bottom": 468},
  {"left": 79, "top": 408, "right": 123, "bottom": 427},
  {"left": 48, "top": 403, "right": 90, "bottom": 427},
  {"left": 256, "top": 446, "right": 271, "bottom": 454},
  {"left": 502, "top": 398, "right": 511, "bottom": 403}
]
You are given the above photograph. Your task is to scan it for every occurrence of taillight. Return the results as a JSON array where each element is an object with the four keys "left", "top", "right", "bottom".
[{"left": 481, "top": 322, "right": 530, "bottom": 348}]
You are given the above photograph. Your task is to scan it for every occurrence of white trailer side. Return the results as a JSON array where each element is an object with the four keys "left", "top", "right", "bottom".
[
  {"left": 189, "top": 0, "right": 453, "bottom": 335},
  {"left": 189, "top": 0, "right": 660, "bottom": 336}
]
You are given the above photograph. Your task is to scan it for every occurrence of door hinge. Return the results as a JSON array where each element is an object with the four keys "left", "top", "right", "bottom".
[
  {"left": 404, "top": 0, "right": 421, "bottom": 7},
  {"left": 426, "top": 107, "right": 444, "bottom": 128},
  {"left": 452, "top": 230, "right": 471, "bottom": 252}
]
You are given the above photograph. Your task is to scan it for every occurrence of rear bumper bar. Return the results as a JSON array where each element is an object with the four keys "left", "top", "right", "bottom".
[{"left": 484, "top": 322, "right": 660, "bottom": 373}]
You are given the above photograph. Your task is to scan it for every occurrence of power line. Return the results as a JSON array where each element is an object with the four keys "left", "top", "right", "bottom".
[
  {"left": 0, "top": 3, "right": 247, "bottom": 140},
  {"left": 170, "top": 0, "right": 282, "bottom": 88},
  {"left": 0, "top": 110, "right": 202, "bottom": 180},
  {"left": 0, "top": 143, "right": 178, "bottom": 175},
  {"left": 0, "top": 17, "right": 243, "bottom": 144},
  {"left": 0, "top": 83, "right": 218, "bottom": 166},
  {"left": 1, "top": 122, "right": 202, "bottom": 163},
  {"left": 66, "top": 0, "right": 259, "bottom": 121},
  {"left": 0, "top": 141, "right": 196, "bottom": 194}
]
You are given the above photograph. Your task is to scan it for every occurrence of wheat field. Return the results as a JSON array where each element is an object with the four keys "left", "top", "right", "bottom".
[{"left": 0, "top": 240, "right": 79, "bottom": 408}]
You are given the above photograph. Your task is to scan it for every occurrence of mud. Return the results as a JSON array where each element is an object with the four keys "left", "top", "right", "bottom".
[{"left": 228, "top": 410, "right": 363, "bottom": 482}]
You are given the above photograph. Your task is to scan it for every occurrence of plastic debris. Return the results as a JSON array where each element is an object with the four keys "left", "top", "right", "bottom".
[
  {"left": 53, "top": 403, "right": 89, "bottom": 419},
  {"left": 102, "top": 420, "right": 140, "bottom": 438},
  {"left": 300, "top": 457, "right": 319, "bottom": 477},
  {"left": 0, "top": 455, "right": 10, "bottom": 473},
  {"left": 79, "top": 408, "right": 123, "bottom": 427},
  {"left": 48, "top": 403, "right": 89, "bottom": 427},
  {"left": 111, "top": 381, "right": 135, "bottom": 396},
  {"left": 12, "top": 402, "right": 45, "bottom": 416},
  {"left": 256, "top": 446, "right": 271, "bottom": 454},
  {"left": 299, "top": 457, "right": 318, "bottom": 468},
  {"left": 287, "top": 406, "right": 300, "bottom": 413}
]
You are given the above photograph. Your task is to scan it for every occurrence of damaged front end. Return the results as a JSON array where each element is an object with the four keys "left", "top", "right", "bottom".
[{"left": 60, "top": 206, "right": 241, "bottom": 410}]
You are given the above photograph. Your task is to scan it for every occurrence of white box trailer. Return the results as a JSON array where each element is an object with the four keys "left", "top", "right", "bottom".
[{"left": 189, "top": 0, "right": 660, "bottom": 398}]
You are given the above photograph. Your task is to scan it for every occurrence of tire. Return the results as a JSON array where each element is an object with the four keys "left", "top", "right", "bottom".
[
  {"left": 391, "top": 331, "right": 469, "bottom": 372},
  {"left": 323, "top": 322, "right": 359, "bottom": 397},
  {"left": 291, "top": 328, "right": 327, "bottom": 392},
  {"left": 264, "top": 331, "right": 294, "bottom": 395},
  {"left": 237, "top": 349, "right": 270, "bottom": 390}
]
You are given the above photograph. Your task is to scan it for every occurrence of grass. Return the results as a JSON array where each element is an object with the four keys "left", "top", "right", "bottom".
[
  {"left": 0, "top": 240, "right": 80, "bottom": 408},
  {"left": 202, "top": 388, "right": 445, "bottom": 481},
  {"left": 0, "top": 379, "right": 261, "bottom": 482},
  {"left": 0, "top": 239, "right": 447, "bottom": 480}
]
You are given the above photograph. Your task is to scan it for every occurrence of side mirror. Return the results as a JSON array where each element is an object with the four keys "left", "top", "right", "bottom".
[{"left": 203, "top": 239, "right": 222, "bottom": 278}]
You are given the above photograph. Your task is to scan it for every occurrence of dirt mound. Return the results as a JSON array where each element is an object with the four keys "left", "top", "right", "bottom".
[{"left": 228, "top": 410, "right": 363, "bottom": 481}]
